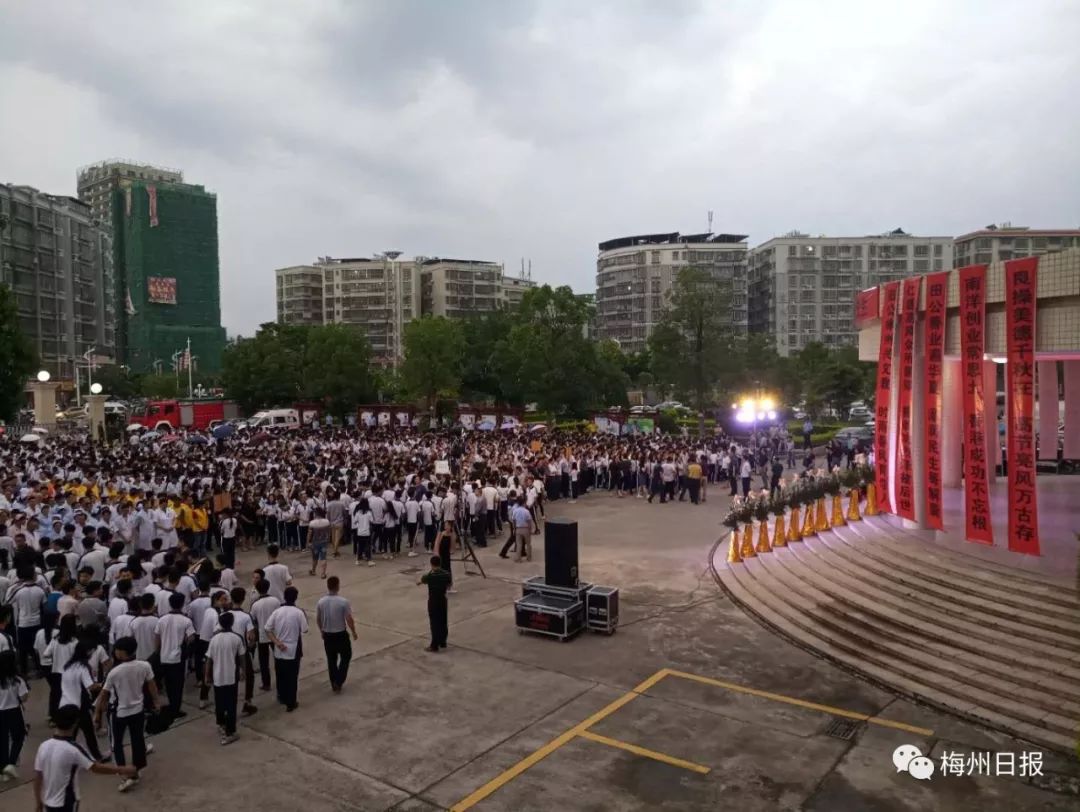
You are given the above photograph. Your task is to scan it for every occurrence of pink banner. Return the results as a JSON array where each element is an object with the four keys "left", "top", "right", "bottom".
[{"left": 922, "top": 272, "right": 948, "bottom": 531}]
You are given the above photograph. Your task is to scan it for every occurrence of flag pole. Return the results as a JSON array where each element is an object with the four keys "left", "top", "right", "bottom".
[{"left": 187, "top": 337, "right": 193, "bottom": 398}]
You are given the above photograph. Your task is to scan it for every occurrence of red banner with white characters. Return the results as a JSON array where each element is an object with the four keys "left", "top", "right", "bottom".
[
  {"left": 874, "top": 281, "right": 900, "bottom": 514},
  {"left": 922, "top": 272, "right": 948, "bottom": 531},
  {"left": 895, "top": 277, "right": 921, "bottom": 520},
  {"left": 854, "top": 287, "right": 880, "bottom": 328},
  {"left": 958, "top": 265, "right": 993, "bottom": 544},
  {"left": 147, "top": 185, "right": 159, "bottom": 227},
  {"left": 1005, "top": 258, "right": 1040, "bottom": 554}
]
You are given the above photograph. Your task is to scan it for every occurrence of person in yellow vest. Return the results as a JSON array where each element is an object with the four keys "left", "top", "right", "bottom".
[
  {"left": 191, "top": 501, "right": 209, "bottom": 556},
  {"left": 175, "top": 495, "right": 194, "bottom": 550},
  {"left": 687, "top": 457, "right": 704, "bottom": 505}
]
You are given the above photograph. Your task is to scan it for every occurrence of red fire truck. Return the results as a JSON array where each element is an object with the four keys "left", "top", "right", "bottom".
[{"left": 128, "top": 399, "right": 240, "bottom": 432}]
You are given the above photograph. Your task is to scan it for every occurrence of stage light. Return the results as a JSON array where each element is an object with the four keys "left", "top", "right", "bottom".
[{"left": 767, "top": 410, "right": 777, "bottom": 420}]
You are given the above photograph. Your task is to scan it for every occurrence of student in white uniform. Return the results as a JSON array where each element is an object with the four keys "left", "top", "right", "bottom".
[
  {"left": 154, "top": 592, "right": 195, "bottom": 718},
  {"left": 58, "top": 641, "right": 106, "bottom": 762},
  {"left": 264, "top": 586, "right": 307, "bottom": 712},
  {"left": 94, "top": 637, "right": 159, "bottom": 793},
  {"left": 0, "top": 648, "right": 30, "bottom": 781},
  {"left": 248, "top": 579, "right": 279, "bottom": 693},
  {"left": 205, "top": 611, "right": 247, "bottom": 746},
  {"left": 33, "top": 706, "right": 135, "bottom": 808},
  {"left": 261, "top": 545, "right": 292, "bottom": 602}
]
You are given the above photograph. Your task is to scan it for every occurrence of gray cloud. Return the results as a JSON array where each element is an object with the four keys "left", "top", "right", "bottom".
[{"left": 1, "top": 0, "right": 1077, "bottom": 335}]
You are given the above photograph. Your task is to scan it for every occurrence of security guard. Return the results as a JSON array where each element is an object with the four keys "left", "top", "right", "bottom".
[{"left": 417, "top": 556, "right": 451, "bottom": 652}]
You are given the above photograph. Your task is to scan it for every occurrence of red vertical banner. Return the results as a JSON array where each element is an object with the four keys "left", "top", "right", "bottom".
[
  {"left": 873, "top": 282, "right": 900, "bottom": 514},
  {"left": 147, "top": 185, "right": 159, "bottom": 227},
  {"left": 922, "top": 272, "right": 948, "bottom": 531},
  {"left": 958, "top": 265, "right": 993, "bottom": 544},
  {"left": 895, "top": 277, "right": 921, "bottom": 520},
  {"left": 1005, "top": 258, "right": 1040, "bottom": 554}
]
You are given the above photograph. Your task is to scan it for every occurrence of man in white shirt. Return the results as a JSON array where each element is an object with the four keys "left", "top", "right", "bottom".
[
  {"left": 94, "top": 637, "right": 159, "bottom": 792},
  {"left": 33, "top": 706, "right": 136, "bottom": 808},
  {"left": 155, "top": 592, "right": 195, "bottom": 718},
  {"left": 249, "top": 579, "right": 279, "bottom": 693},
  {"left": 264, "top": 586, "right": 308, "bottom": 712},
  {"left": 262, "top": 545, "right": 292, "bottom": 602},
  {"left": 205, "top": 611, "right": 247, "bottom": 745}
]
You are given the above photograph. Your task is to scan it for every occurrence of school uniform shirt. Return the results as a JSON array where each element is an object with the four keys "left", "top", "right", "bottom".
[
  {"left": 249, "top": 595, "right": 280, "bottom": 644},
  {"left": 60, "top": 661, "right": 96, "bottom": 707},
  {"left": 130, "top": 615, "right": 159, "bottom": 660},
  {"left": 264, "top": 605, "right": 308, "bottom": 659},
  {"left": 220, "top": 517, "right": 238, "bottom": 540},
  {"left": 8, "top": 582, "right": 46, "bottom": 628},
  {"left": 221, "top": 609, "right": 254, "bottom": 647},
  {"left": 155, "top": 612, "right": 196, "bottom": 664},
  {"left": 420, "top": 500, "right": 434, "bottom": 527},
  {"left": 368, "top": 495, "right": 387, "bottom": 525},
  {"left": 263, "top": 562, "right": 292, "bottom": 602},
  {"left": 351, "top": 510, "right": 371, "bottom": 539},
  {"left": 199, "top": 608, "right": 220, "bottom": 644},
  {"left": 186, "top": 595, "right": 211, "bottom": 635},
  {"left": 174, "top": 574, "right": 197, "bottom": 607},
  {"left": 0, "top": 674, "right": 28, "bottom": 710},
  {"left": 102, "top": 659, "right": 154, "bottom": 718},
  {"left": 206, "top": 629, "right": 247, "bottom": 686},
  {"left": 34, "top": 737, "right": 95, "bottom": 809},
  {"left": 107, "top": 595, "right": 129, "bottom": 624},
  {"left": 154, "top": 588, "right": 176, "bottom": 618},
  {"left": 219, "top": 568, "right": 239, "bottom": 590},
  {"left": 109, "top": 613, "right": 135, "bottom": 645},
  {"left": 44, "top": 638, "right": 78, "bottom": 674}
]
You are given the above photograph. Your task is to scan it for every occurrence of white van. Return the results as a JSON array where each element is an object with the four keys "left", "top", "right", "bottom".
[{"left": 247, "top": 408, "right": 300, "bottom": 431}]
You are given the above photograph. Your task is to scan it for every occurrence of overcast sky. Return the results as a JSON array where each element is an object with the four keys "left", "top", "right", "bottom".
[{"left": 1, "top": 0, "right": 1078, "bottom": 335}]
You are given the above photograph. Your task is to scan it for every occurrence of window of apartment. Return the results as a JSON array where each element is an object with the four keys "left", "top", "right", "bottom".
[
  {"left": 933, "top": 258, "right": 943, "bottom": 271},
  {"left": 651, "top": 279, "right": 661, "bottom": 292},
  {"left": 933, "top": 244, "right": 943, "bottom": 257},
  {"left": 671, "top": 251, "right": 680, "bottom": 261},
  {"left": 976, "top": 238, "right": 992, "bottom": 250},
  {"left": 914, "top": 259, "right": 929, "bottom": 272},
  {"left": 788, "top": 245, "right": 797, "bottom": 257},
  {"left": 1033, "top": 237, "right": 1048, "bottom": 250},
  {"left": 914, "top": 245, "right": 929, "bottom": 257}
]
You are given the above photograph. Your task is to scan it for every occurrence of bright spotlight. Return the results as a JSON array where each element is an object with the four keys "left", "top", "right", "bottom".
[
  {"left": 735, "top": 412, "right": 753, "bottom": 424},
  {"left": 757, "top": 411, "right": 766, "bottom": 421},
  {"left": 731, "top": 403, "right": 738, "bottom": 410},
  {"left": 36, "top": 370, "right": 50, "bottom": 383},
  {"left": 90, "top": 382, "right": 103, "bottom": 395},
  {"left": 767, "top": 410, "right": 777, "bottom": 420},
  {"left": 761, "top": 398, "right": 775, "bottom": 411}
]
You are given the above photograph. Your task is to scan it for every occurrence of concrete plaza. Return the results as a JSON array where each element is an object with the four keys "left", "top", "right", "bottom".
[{"left": 2, "top": 491, "right": 1077, "bottom": 810}]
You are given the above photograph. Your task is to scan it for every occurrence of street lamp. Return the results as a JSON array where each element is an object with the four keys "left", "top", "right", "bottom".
[
  {"left": 90, "top": 382, "right": 103, "bottom": 395},
  {"left": 37, "top": 370, "right": 51, "bottom": 383}
]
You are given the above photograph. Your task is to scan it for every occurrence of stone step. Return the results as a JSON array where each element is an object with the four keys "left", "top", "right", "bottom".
[
  {"left": 784, "top": 535, "right": 1080, "bottom": 674},
  {"left": 846, "top": 518, "right": 1080, "bottom": 611},
  {"left": 753, "top": 547, "right": 1080, "bottom": 716},
  {"left": 869, "top": 515, "right": 1079, "bottom": 593},
  {"left": 717, "top": 546, "right": 1080, "bottom": 755},
  {"left": 800, "top": 532, "right": 1080, "bottom": 655},
  {"left": 714, "top": 547, "right": 1078, "bottom": 755},
  {"left": 806, "top": 525, "right": 1080, "bottom": 638}
]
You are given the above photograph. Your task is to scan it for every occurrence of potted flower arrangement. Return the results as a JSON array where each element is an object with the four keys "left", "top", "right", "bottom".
[
  {"left": 825, "top": 472, "right": 846, "bottom": 527},
  {"left": 723, "top": 501, "right": 744, "bottom": 563},
  {"left": 786, "top": 476, "right": 804, "bottom": 543},
  {"left": 770, "top": 490, "right": 788, "bottom": 549},
  {"left": 753, "top": 493, "right": 771, "bottom": 553},
  {"left": 801, "top": 476, "right": 821, "bottom": 537}
]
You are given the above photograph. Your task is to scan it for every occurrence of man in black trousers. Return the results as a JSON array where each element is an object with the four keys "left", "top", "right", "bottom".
[{"left": 417, "top": 555, "right": 451, "bottom": 652}]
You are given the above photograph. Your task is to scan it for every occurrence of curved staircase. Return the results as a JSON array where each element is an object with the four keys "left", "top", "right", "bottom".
[{"left": 712, "top": 515, "right": 1080, "bottom": 755}]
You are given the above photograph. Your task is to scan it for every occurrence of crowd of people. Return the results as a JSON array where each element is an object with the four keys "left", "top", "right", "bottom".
[{"left": 0, "top": 420, "right": 848, "bottom": 804}]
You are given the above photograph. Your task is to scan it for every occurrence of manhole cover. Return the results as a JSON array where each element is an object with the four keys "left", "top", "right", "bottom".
[{"left": 823, "top": 718, "right": 862, "bottom": 740}]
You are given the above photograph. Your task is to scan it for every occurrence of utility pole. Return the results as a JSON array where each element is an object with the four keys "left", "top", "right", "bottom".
[{"left": 186, "top": 337, "right": 193, "bottom": 398}]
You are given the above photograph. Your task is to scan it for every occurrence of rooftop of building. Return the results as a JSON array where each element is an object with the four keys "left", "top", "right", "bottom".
[
  {"left": 1, "top": 183, "right": 94, "bottom": 212},
  {"left": 76, "top": 159, "right": 184, "bottom": 181},
  {"left": 954, "top": 224, "right": 1080, "bottom": 241},
  {"left": 420, "top": 257, "right": 502, "bottom": 267},
  {"left": 599, "top": 232, "right": 748, "bottom": 252},
  {"left": 752, "top": 228, "right": 953, "bottom": 247}
]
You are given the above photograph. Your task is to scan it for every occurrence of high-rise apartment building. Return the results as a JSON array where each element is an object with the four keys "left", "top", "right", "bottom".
[
  {"left": 77, "top": 160, "right": 184, "bottom": 227},
  {"left": 953, "top": 225, "right": 1080, "bottom": 268},
  {"left": 0, "top": 183, "right": 115, "bottom": 377},
  {"left": 595, "top": 232, "right": 748, "bottom": 353},
  {"left": 421, "top": 258, "right": 523, "bottom": 319},
  {"left": 748, "top": 229, "right": 953, "bottom": 356},
  {"left": 275, "top": 256, "right": 420, "bottom": 363}
]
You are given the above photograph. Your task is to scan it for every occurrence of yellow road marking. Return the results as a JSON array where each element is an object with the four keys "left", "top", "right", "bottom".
[
  {"left": 578, "top": 729, "right": 711, "bottom": 774},
  {"left": 450, "top": 669, "right": 671, "bottom": 812},
  {"left": 664, "top": 669, "right": 934, "bottom": 737}
]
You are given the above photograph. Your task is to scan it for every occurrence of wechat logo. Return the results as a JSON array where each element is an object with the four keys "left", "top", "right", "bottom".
[{"left": 893, "top": 744, "right": 934, "bottom": 780}]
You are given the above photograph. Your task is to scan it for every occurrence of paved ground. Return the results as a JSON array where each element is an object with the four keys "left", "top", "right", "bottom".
[{"left": 2, "top": 487, "right": 1077, "bottom": 810}]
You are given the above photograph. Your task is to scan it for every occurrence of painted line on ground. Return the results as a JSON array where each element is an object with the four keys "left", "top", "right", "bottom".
[
  {"left": 578, "top": 729, "right": 711, "bottom": 774},
  {"left": 449, "top": 669, "right": 670, "bottom": 811},
  {"left": 664, "top": 668, "right": 934, "bottom": 737}
]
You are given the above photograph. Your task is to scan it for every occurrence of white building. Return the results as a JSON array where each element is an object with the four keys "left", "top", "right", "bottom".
[
  {"left": 748, "top": 229, "right": 954, "bottom": 356},
  {"left": 595, "top": 232, "right": 748, "bottom": 354}
]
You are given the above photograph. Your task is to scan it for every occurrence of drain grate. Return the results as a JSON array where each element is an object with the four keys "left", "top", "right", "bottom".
[{"left": 823, "top": 718, "right": 862, "bottom": 740}]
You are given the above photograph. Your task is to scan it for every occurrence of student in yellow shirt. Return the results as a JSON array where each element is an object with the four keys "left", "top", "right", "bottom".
[
  {"left": 191, "top": 502, "right": 209, "bottom": 556},
  {"left": 687, "top": 457, "right": 704, "bottom": 505},
  {"left": 175, "top": 496, "right": 194, "bottom": 549}
]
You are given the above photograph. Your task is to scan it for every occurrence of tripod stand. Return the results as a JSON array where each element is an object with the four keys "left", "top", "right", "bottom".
[{"left": 456, "top": 532, "right": 487, "bottom": 578}]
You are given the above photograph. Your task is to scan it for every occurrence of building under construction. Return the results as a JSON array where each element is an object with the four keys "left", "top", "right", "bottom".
[{"left": 108, "top": 176, "right": 226, "bottom": 373}]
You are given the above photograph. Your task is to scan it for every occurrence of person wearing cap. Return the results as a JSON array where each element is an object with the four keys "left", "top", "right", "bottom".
[{"left": 93, "top": 636, "right": 159, "bottom": 793}]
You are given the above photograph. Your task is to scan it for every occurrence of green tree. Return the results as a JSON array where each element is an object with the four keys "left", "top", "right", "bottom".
[
  {"left": 401, "top": 316, "right": 466, "bottom": 415},
  {"left": 221, "top": 323, "right": 308, "bottom": 413},
  {"left": 460, "top": 308, "right": 515, "bottom": 403},
  {"left": 0, "top": 284, "right": 37, "bottom": 421},
  {"left": 93, "top": 365, "right": 141, "bottom": 400},
  {"left": 303, "top": 324, "right": 376, "bottom": 418},
  {"left": 648, "top": 267, "right": 738, "bottom": 434}
]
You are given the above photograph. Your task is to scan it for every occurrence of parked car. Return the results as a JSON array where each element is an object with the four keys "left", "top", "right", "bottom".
[
  {"left": 834, "top": 426, "right": 874, "bottom": 446},
  {"left": 848, "top": 404, "right": 872, "bottom": 420}
]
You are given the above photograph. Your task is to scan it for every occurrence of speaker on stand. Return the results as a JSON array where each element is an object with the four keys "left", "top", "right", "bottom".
[{"left": 544, "top": 517, "right": 579, "bottom": 588}]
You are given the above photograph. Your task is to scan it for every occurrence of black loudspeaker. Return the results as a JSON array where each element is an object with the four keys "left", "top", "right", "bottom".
[{"left": 544, "top": 518, "right": 579, "bottom": 588}]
